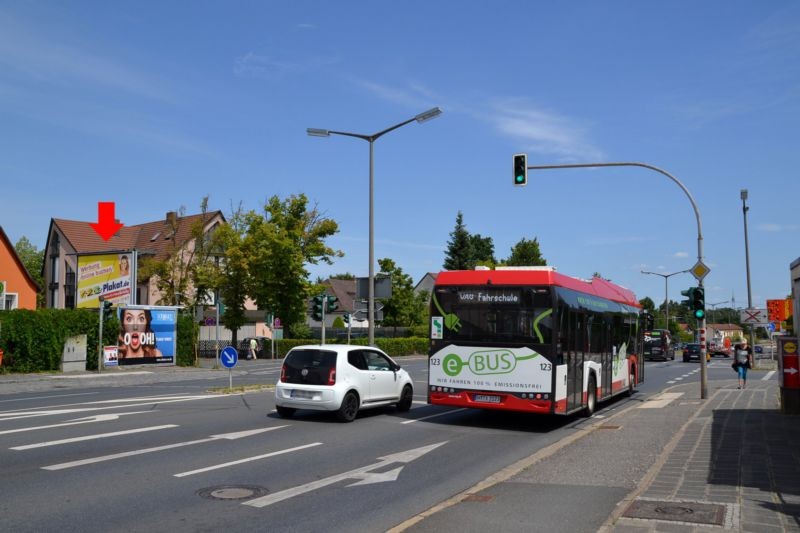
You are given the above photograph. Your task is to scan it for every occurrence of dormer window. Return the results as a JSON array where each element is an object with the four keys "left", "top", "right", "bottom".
[{"left": 150, "top": 232, "right": 160, "bottom": 241}]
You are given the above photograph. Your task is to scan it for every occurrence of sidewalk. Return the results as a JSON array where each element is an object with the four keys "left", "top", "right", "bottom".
[{"left": 400, "top": 377, "right": 800, "bottom": 533}]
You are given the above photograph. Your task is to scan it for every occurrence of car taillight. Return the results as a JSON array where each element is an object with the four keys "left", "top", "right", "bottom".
[
  {"left": 327, "top": 367, "right": 336, "bottom": 385},
  {"left": 280, "top": 364, "right": 287, "bottom": 382}
]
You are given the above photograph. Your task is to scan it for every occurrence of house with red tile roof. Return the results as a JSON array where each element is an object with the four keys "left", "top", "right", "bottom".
[
  {"left": 0, "top": 226, "right": 40, "bottom": 310},
  {"left": 43, "top": 210, "right": 225, "bottom": 308}
]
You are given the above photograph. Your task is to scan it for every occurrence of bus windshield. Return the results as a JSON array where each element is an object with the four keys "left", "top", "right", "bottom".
[{"left": 432, "top": 286, "right": 553, "bottom": 345}]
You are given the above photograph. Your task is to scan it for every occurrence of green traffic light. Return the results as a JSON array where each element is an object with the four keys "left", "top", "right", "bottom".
[
  {"left": 515, "top": 175, "right": 524, "bottom": 184},
  {"left": 694, "top": 309, "right": 705, "bottom": 319}
]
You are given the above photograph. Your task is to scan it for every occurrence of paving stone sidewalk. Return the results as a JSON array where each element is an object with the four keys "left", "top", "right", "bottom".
[{"left": 607, "top": 379, "right": 800, "bottom": 532}]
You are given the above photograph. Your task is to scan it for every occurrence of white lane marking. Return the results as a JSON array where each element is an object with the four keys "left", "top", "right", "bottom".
[
  {"left": 50, "top": 372, "right": 153, "bottom": 379},
  {"left": 0, "top": 395, "right": 221, "bottom": 422},
  {"left": 0, "top": 393, "right": 207, "bottom": 416},
  {"left": 0, "top": 392, "right": 100, "bottom": 403},
  {"left": 412, "top": 400, "right": 427, "bottom": 405},
  {"left": 762, "top": 371, "right": 775, "bottom": 381},
  {"left": 243, "top": 442, "right": 447, "bottom": 508},
  {"left": 674, "top": 377, "right": 683, "bottom": 381},
  {"left": 0, "top": 411, "right": 154, "bottom": 436},
  {"left": 174, "top": 442, "right": 322, "bottom": 477},
  {"left": 11, "top": 425, "right": 178, "bottom": 450},
  {"left": 401, "top": 408, "right": 467, "bottom": 425},
  {"left": 414, "top": 380, "right": 427, "bottom": 383},
  {"left": 42, "top": 426, "right": 286, "bottom": 471},
  {"left": 667, "top": 381, "right": 676, "bottom": 384},
  {"left": 640, "top": 392, "right": 685, "bottom": 409}
]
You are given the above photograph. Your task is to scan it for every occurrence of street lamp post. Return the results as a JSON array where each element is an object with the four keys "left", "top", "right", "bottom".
[
  {"left": 740, "top": 189, "right": 757, "bottom": 352},
  {"left": 708, "top": 300, "right": 729, "bottom": 326},
  {"left": 641, "top": 269, "right": 690, "bottom": 330},
  {"left": 524, "top": 161, "right": 709, "bottom": 398},
  {"left": 308, "top": 107, "right": 442, "bottom": 346}
]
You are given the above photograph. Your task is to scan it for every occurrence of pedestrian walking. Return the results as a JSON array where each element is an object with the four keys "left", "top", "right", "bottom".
[
  {"left": 733, "top": 340, "right": 753, "bottom": 389},
  {"left": 249, "top": 338, "right": 258, "bottom": 360}
]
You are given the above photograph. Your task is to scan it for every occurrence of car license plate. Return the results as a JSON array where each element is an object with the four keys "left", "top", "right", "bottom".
[
  {"left": 474, "top": 394, "right": 501, "bottom": 403},
  {"left": 291, "top": 390, "right": 314, "bottom": 399}
]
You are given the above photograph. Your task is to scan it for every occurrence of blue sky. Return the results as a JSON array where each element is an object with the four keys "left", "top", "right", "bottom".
[{"left": 2, "top": 1, "right": 798, "bottom": 312}]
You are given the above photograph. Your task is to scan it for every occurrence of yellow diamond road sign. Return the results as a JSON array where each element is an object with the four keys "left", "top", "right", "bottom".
[{"left": 691, "top": 261, "right": 710, "bottom": 281}]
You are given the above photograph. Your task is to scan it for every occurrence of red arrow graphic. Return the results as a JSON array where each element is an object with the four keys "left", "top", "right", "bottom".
[{"left": 89, "top": 202, "right": 124, "bottom": 241}]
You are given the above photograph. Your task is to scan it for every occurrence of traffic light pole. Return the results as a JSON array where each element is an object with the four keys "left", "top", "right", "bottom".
[
  {"left": 97, "top": 296, "right": 105, "bottom": 373},
  {"left": 524, "top": 161, "right": 709, "bottom": 399}
]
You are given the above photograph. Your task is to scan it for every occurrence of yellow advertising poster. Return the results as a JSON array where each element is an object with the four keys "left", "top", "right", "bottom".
[{"left": 77, "top": 253, "right": 133, "bottom": 308}]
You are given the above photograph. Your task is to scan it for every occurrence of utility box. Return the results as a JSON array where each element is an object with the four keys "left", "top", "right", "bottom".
[
  {"left": 778, "top": 336, "right": 799, "bottom": 414},
  {"left": 62, "top": 334, "right": 87, "bottom": 372}
]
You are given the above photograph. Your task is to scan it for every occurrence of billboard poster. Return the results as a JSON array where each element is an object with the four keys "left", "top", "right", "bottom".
[
  {"left": 77, "top": 253, "right": 133, "bottom": 308},
  {"left": 117, "top": 305, "right": 177, "bottom": 366}
]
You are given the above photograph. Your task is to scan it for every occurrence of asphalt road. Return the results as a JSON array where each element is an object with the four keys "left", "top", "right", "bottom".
[{"left": 0, "top": 354, "right": 763, "bottom": 532}]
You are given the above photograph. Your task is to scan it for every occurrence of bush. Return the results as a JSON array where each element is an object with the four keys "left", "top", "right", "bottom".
[
  {"left": 0, "top": 308, "right": 199, "bottom": 372},
  {"left": 0, "top": 309, "right": 119, "bottom": 372},
  {"left": 272, "top": 337, "right": 429, "bottom": 359}
]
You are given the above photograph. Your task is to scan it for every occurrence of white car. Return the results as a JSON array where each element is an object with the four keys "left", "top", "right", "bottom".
[{"left": 274, "top": 344, "right": 414, "bottom": 422}]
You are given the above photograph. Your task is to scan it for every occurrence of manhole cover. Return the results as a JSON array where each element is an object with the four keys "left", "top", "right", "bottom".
[
  {"left": 624, "top": 500, "right": 726, "bottom": 526},
  {"left": 197, "top": 485, "right": 269, "bottom": 501}
]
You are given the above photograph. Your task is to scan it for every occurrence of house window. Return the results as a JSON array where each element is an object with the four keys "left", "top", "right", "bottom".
[
  {"left": 65, "top": 264, "right": 76, "bottom": 309},
  {"left": 4, "top": 293, "right": 18, "bottom": 310}
]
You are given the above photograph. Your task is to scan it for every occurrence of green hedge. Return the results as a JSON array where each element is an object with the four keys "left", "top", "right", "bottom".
[
  {"left": 0, "top": 309, "right": 199, "bottom": 373},
  {"left": 272, "top": 337, "right": 429, "bottom": 358},
  {"left": 0, "top": 309, "right": 119, "bottom": 372}
]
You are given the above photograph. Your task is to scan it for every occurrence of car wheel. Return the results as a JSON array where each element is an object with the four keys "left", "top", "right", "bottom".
[
  {"left": 336, "top": 391, "right": 359, "bottom": 422},
  {"left": 396, "top": 385, "right": 413, "bottom": 412},
  {"left": 583, "top": 376, "right": 597, "bottom": 417},
  {"left": 276, "top": 406, "right": 295, "bottom": 418}
]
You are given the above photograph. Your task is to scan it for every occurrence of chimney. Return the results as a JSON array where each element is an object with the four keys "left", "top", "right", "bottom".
[{"left": 166, "top": 211, "right": 177, "bottom": 227}]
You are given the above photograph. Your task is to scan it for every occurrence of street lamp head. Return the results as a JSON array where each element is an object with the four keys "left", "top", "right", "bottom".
[
  {"left": 415, "top": 107, "right": 443, "bottom": 123},
  {"left": 307, "top": 128, "right": 331, "bottom": 137},
  {"left": 740, "top": 189, "right": 748, "bottom": 201}
]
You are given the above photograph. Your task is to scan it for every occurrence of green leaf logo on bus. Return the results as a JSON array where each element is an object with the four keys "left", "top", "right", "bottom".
[{"left": 441, "top": 349, "right": 537, "bottom": 377}]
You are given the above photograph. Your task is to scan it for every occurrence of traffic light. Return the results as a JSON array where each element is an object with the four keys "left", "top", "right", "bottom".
[
  {"left": 343, "top": 312, "right": 350, "bottom": 325},
  {"left": 326, "top": 295, "right": 339, "bottom": 313},
  {"left": 513, "top": 153, "right": 527, "bottom": 186},
  {"left": 312, "top": 295, "right": 324, "bottom": 321},
  {"left": 102, "top": 300, "right": 113, "bottom": 320},
  {"left": 692, "top": 287, "right": 705, "bottom": 319},
  {"left": 643, "top": 312, "right": 655, "bottom": 330},
  {"left": 681, "top": 287, "right": 695, "bottom": 309}
]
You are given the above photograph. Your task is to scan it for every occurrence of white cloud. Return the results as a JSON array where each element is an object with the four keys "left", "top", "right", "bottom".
[
  {"left": 673, "top": 251, "right": 689, "bottom": 258},
  {"left": 757, "top": 223, "right": 797, "bottom": 232},
  {"left": 349, "top": 78, "right": 438, "bottom": 109},
  {"left": 234, "top": 50, "right": 339, "bottom": 79},
  {"left": 0, "top": 10, "right": 170, "bottom": 101},
  {"left": 485, "top": 99, "right": 604, "bottom": 161}
]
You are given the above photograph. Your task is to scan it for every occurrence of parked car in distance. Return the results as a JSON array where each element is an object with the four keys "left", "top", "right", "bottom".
[
  {"left": 682, "top": 343, "right": 710, "bottom": 363},
  {"left": 755, "top": 345, "right": 763, "bottom": 354},
  {"left": 238, "top": 336, "right": 270, "bottom": 359},
  {"left": 274, "top": 344, "right": 414, "bottom": 422}
]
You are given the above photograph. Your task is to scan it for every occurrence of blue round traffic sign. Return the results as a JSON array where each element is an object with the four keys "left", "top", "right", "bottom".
[{"left": 220, "top": 345, "right": 238, "bottom": 368}]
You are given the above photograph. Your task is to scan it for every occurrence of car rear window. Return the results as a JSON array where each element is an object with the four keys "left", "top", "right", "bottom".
[{"left": 282, "top": 349, "right": 337, "bottom": 385}]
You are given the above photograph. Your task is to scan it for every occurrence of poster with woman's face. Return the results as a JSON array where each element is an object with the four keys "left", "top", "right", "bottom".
[{"left": 117, "top": 306, "right": 176, "bottom": 365}]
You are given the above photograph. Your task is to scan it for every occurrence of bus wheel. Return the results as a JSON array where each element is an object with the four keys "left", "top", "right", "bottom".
[{"left": 583, "top": 377, "right": 597, "bottom": 417}]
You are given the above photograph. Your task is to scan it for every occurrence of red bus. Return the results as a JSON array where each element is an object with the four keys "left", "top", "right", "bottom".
[{"left": 428, "top": 267, "right": 644, "bottom": 416}]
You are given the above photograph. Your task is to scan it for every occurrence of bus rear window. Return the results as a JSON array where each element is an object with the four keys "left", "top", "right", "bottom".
[{"left": 432, "top": 286, "right": 552, "bottom": 345}]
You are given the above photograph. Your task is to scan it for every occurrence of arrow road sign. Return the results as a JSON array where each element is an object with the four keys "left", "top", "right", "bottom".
[
  {"left": 220, "top": 345, "right": 238, "bottom": 368},
  {"left": 243, "top": 441, "right": 448, "bottom": 508},
  {"left": 0, "top": 411, "right": 153, "bottom": 436}
]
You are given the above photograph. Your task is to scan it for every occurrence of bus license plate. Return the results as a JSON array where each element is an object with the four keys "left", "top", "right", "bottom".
[{"left": 474, "top": 394, "right": 501, "bottom": 404}]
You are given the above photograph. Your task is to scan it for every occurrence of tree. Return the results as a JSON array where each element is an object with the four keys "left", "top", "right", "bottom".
[
  {"left": 443, "top": 211, "right": 473, "bottom": 270},
  {"left": 244, "top": 194, "right": 341, "bottom": 338},
  {"left": 14, "top": 236, "right": 45, "bottom": 307},
  {"left": 470, "top": 234, "right": 496, "bottom": 266},
  {"left": 504, "top": 237, "right": 546, "bottom": 266},
  {"left": 639, "top": 297, "right": 655, "bottom": 314},
  {"left": 211, "top": 208, "right": 249, "bottom": 348},
  {"left": 330, "top": 273, "right": 355, "bottom": 280},
  {"left": 378, "top": 257, "right": 427, "bottom": 332}
]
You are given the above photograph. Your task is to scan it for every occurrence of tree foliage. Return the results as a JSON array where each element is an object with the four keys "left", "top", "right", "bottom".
[
  {"left": 443, "top": 211, "right": 473, "bottom": 270},
  {"left": 504, "top": 237, "right": 547, "bottom": 266},
  {"left": 243, "top": 194, "right": 341, "bottom": 338},
  {"left": 13, "top": 236, "right": 45, "bottom": 307},
  {"left": 377, "top": 258, "right": 428, "bottom": 330}
]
